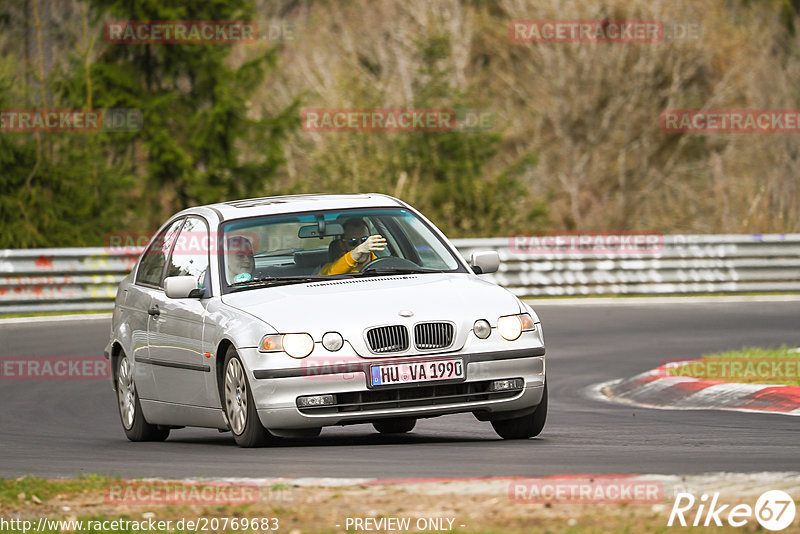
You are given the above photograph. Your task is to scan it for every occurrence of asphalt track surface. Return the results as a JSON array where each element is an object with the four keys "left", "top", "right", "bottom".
[{"left": 1, "top": 301, "right": 798, "bottom": 479}]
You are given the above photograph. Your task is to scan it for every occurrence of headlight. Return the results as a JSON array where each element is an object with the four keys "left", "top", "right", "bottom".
[
  {"left": 282, "top": 333, "right": 315, "bottom": 358},
  {"left": 497, "top": 313, "right": 536, "bottom": 341},
  {"left": 259, "top": 333, "right": 315, "bottom": 358}
]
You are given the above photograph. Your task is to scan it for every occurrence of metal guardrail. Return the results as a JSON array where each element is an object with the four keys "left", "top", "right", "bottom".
[
  {"left": 457, "top": 234, "right": 800, "bottom": 298},
  {"left": 0, "top": 248, "right": 139, "bottom": 314},
  {"left": 1, "top": 234, "right": 799, "bottom": 313}
]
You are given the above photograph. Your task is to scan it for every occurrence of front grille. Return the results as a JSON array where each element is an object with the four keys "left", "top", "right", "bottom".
[
  {"left": 414, "top": 322, "right": 454, "bottom": 350},
  {"left": 297, "top": 380, "right": 521, "bottom": 414},
  {"left": 366, "top": 325, "right": 409, "bottom": 354}
]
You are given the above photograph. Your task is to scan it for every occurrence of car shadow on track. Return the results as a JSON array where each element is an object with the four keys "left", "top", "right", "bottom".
[{"left": 160, "top": 431, "right": 522, "bottom": 448}]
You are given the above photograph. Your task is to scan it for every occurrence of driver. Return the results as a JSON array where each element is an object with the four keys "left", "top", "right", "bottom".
[
  {"left": 320, "top": 218, "right": 386, "bottom": 275},
  {"left": 225, "top": 235, "right": 255, "bottom": 284}
]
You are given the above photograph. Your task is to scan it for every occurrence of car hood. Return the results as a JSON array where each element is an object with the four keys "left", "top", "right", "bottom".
[{"left": 220, "top": 273, "right": 523, "bottom": 354}]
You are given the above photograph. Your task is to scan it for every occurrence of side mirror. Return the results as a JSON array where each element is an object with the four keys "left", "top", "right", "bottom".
[
  {"left": 470, "top": 250, "right": 500, "bottom": 275},
  {"left": 164, "top": 276, "right": 202, "bottom": 299}
]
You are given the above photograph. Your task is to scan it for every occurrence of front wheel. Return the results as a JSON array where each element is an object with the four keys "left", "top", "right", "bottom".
[
  {"left": 223, "top": 346, "right": 277, "bottom": 448},
  {"left": 491, "top": 382, "right": 547, "bottom": 440},
  {"left": 116, "top": 353, "right": 169, "bottom": 442}
]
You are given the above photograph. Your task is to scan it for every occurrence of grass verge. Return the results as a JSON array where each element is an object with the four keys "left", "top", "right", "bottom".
[{"left": 0, "top": 476, "right": 758, "bottom": 534}]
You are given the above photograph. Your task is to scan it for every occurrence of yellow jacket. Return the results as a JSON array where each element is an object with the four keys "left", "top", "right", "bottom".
[{"left": 319, "top": 251, "right": 376, "bottom": 275}]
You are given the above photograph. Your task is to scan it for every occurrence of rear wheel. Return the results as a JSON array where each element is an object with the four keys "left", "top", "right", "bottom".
[
  {"left": 373, "top": 417, "right": 416, "bottom": 434},
  {"left": 223, "top": 346, "right": 276, "bottom": 447},
  {"left": 491, "top": 382, "right": 547, "bottom": 440},
  {"left": 116, "top": 353, "right": 169, "bottom": 442}
]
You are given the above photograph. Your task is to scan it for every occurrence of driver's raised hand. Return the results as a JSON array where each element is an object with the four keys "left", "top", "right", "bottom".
[{"left": 351, "top": 235, "right": 386, "bottom": 263}]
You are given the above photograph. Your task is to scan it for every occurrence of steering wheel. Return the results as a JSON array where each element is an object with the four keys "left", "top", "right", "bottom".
[{"left": 360, "top": 256, "right": 420, "bottom": 272}]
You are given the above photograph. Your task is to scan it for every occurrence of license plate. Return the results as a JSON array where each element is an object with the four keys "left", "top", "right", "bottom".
[{"left": 369, "top": 359, "right": 465, "bottom": 387}]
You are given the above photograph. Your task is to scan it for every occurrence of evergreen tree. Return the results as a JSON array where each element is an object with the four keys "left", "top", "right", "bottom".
[{"left": 85, "top": 0, "right": 297, "bottom": 228}]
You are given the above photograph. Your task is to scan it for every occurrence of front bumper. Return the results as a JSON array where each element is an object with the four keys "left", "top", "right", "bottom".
[{"left": 245, "top": 347, "right": 546, "bottom": 429}]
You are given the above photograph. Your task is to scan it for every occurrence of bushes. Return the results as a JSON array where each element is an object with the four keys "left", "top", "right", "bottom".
[{"left": 265, "top": 0, "right": 800, "bottom": 235}]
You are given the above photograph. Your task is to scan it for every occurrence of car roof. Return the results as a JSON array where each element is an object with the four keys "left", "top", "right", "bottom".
[{"left": 180, "top": 193, "right": 407, "bottom": 222}]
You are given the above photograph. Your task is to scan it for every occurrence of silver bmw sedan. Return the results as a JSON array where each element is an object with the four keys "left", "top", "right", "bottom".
[{"left": 105, "top": 194, "right": 547, "bottom": 447}]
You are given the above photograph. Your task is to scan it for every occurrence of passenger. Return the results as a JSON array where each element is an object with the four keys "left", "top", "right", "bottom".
[
  {"left": 225, "top": 235, "right": 255, "bottom": 284},
  {"left": 320, "top": 218, "right": 386, "bottom": 275}
]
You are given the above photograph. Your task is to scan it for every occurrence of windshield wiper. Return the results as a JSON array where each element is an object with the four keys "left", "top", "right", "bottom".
[
  {"left": 228, "top": 274, "right": 351, "bottom": 292},
  {"left": 355, "top": 267, "right": 441, "bottom": 276}
]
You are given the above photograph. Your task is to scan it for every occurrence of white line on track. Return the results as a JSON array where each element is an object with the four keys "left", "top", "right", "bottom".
[
  {"left": 0, "top": 313, "right": 112, "bottom": 325},
  {"left": 526, "top": 295, "right": 800, "bottom": 305}
]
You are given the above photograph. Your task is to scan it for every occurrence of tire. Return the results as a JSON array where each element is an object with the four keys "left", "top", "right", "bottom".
[
  {"left": 491, "top": 382, "right": 548, "bottom": 440},
  {"left": 223, "top": 346, "right": 276, "bottom": 447},
  {"left": 373, "top": 418, "right": 416, "bottom": 434},
  {"left": 116, "top": 353, "right": 170, "bottom": 442}
]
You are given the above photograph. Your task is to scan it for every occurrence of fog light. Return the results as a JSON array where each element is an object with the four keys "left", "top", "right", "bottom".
[
  {"left": 489, "top": 378, "right": 524, "bottom": 391},
  {"left": 296, "top": 394, "right": 335, "bottom": 408},
  {"left": 473, "top": 319, "right": 491, "bottom": 339},
  {"left": 322, "top": 331, "right": 344, "bottom": 352}
]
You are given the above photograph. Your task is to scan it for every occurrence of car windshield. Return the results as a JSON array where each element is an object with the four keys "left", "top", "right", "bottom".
[{"left": 219, "top": 207, "right": 466, "bottom": 292}]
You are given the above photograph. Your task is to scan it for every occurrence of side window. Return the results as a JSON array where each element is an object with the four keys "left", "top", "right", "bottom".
[
  {"left": 136, "top": 219, "right": 184, "bottom": 287},
  {"left": 165, "top": 216, "right": 210, "bottom": 292}
]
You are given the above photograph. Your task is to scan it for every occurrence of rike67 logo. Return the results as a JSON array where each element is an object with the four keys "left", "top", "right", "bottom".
[{"left": 668, "top": 490, "right": 796, "bottom": 531}]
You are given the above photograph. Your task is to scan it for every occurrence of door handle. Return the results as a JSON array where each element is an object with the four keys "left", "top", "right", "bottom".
[{"left": 147, "top": 305, "right": 160, "bottom": 317}]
